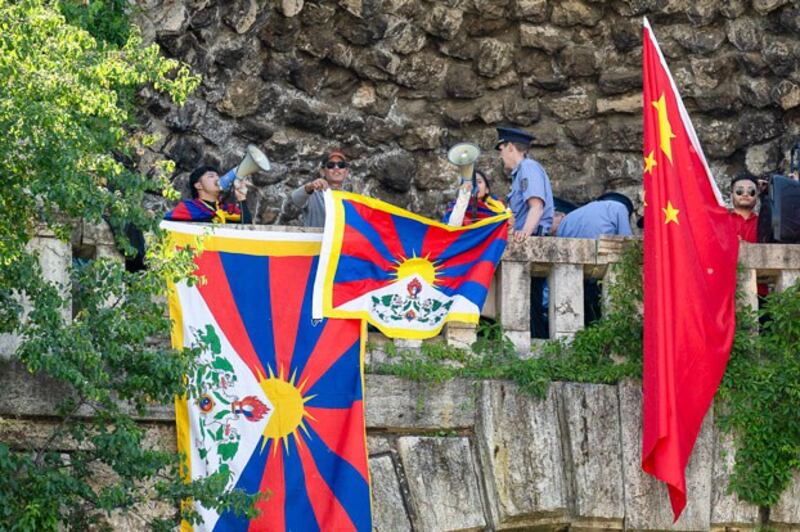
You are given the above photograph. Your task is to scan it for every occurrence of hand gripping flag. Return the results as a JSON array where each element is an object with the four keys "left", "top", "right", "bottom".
[
  {"left": 162, "top": 221, "right": 371, "bottom": 532},
  {"left": 641, "top": 19, "right": 738, "bottom": 520},
  {"left": 312, "top": 191, "right": 510, "bottom": 339}
]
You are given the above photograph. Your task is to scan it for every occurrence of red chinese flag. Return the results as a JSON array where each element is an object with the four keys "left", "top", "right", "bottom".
[{"left": 641, "top": 19, "right": 739, "bottom": 520}]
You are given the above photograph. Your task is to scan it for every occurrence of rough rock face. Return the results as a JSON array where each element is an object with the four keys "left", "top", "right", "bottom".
[{"left": 135, "top": 0, "right": 800, "bottom": 224}]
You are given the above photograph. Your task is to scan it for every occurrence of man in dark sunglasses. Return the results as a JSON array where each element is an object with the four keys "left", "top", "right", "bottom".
[
  {"left": 729, "top": 172, "right": 760, "bottom": 243},
  {"left": 291, "top": 149, "right": 351, "bottom": 227}
]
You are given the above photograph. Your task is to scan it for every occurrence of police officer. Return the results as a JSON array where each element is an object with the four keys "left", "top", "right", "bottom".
[
  {"left": 551, "top": 192, "right": 634, "bottom": 238},
  {"left": 495, "top": 127, "right": 554, "bottom": 242}
]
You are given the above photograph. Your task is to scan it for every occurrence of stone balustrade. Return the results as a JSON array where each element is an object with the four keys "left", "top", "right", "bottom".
[
  {"left": 10, "top": 224, "right": 799, "bottom": 357},
  {"left": 492, "top": 236, "right": 800, "bottom": 353}
]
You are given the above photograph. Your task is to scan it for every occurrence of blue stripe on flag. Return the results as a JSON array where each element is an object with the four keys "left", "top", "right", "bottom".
[
  {"left": 214, "top": 437, "right": 271, "bottom": 532},
  {"left": 304, "top": 339, "right": 362, "bottom": 408},
  {"left": 284, "top": 438, "right": 321, "bottom": 532},
  {"left": 438, "top": 239, "right": 507, "bottom": 278},
  {"left": 390, "top": 213, "right": 427, "bottom": 259},
  {"left": 333, "top": 254, "right": 394, "bottom": 283},
  {"left": 305, "top": 425, "right": 372, "bottom": 532},
  {"left": 289, "top": 256, "right": 327, "bottom": 379},
  {"left": 436, "top": 221, "right": 504, "bottom": 261},
  {"left": 219, "top": 253, "right": 276, "bottom": 372},
  {"left": 438, "top": 280, "right": 488, "bottom": 308},
  {"left": 343, "top": 201, "right": 398, "bottom": 265}
]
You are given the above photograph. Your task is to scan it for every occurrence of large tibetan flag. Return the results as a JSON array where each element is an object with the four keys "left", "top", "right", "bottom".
[
  {"left": 641, "top": 19, "right": 738, "bottom": 520},
  {"left": 162, "top": 221, "right": 371, "bottom": 532},
  {"left": 313, "top": 191, "right": 510, "bottom": 339}
]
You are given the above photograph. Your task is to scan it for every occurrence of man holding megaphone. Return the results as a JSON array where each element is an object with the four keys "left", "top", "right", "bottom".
[{"left": 165, "top": 145, "right": 270, "bottom": 223}]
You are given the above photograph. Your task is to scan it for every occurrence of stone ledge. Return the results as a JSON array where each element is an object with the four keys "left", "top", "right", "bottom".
[
  {"left": 738, "top": 242, "right": 800, "bottom": 273},
  {"left": 0, "top": 361, "right": 477, "bottom": 430}
]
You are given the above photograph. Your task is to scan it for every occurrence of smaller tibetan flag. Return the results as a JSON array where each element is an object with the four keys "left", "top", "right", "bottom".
[{"left": 313, "top": 191, "right": 510, "bottom": 339}]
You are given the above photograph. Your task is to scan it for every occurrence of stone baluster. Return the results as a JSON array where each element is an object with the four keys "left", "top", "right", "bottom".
[
  {"left": 548, "top": 264, "right": 584, "bottom": 340},
  {"left": 601, "top": 263, "right": 618, "bottom": 313},
  {"left": 736, "top": 268, "right": 759, "bottom": 312},
  {"left": 497, "top": 259, "right": 531, "bottom": 353},
  {"left": 776, "top": 269, "right": 800, "bottom": 292},
  {"left": 0, "top": 230, "right": 72, "bottom": 359},
  {"left": 443, "top": 321, "right": 477, "bottom": 349}
]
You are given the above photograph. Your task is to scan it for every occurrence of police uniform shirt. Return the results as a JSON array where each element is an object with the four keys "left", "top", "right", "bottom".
[
  {"left": 507, "top": 157, "right": 554, "bottom": 234},
  {"left": 555, "top": 200, "right": 632, "bottom": 238}
]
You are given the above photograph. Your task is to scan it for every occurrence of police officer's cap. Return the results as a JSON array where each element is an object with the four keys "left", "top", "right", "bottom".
[
  {"left": 596, "top": 192, "right": 634, "bottom": 216},
  {"left": 495, "top": 127, "right": 535, "bottom": 150}
]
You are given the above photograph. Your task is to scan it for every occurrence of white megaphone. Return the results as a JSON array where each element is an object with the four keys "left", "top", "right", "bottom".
[
  {"left": 219, "top": 144, "right": 271, "bottom": 191},
  {"left": 445, "top": 143, "right": 481, "bottom": 227},
  {"left": 447, "top": 142, "right": 480, "bottom": 182}
]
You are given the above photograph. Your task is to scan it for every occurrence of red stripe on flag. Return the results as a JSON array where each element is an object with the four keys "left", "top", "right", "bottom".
[
  {"left": 305, "top": 403, "right": 369, "bottom": 483},
  {"left": 298, "top": 319, "right": 361, "bottom": 392},
  {"left": 194, "top": 252, "right": 265, "bottom": 380},
  {"left": 250, "top": 445, "right": 286, "bottom": 532},
  {"left": 435, "top": 223, "right": 507, "bottom": 269},
  {"left": 436, "top": 260, "right": 497, "bottom": 292},
  {"left": 296, "top": 437, "right": 356, "bottom": 532},
  {"left": 340, "top": 224, "right": 397, "bottom": 271},
  {"left": 349, "top": 200, "right": 406, "bottom": 259},
  {"left": 269, "top": 256, "right": 312, "bottom": 374},
  {"left": 419, "top": 224, "right": 459, "bottom": 260},
  {"left": 332, "top": 278, "right": 394, "bottom": 308}
]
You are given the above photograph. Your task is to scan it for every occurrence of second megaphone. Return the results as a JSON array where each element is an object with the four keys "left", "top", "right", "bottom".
[
  {"left": 219, "top": 145, "right": 271, "bottom": 191},
  {"left": 447, "top": 142, "right": 480, "bottom": 182}
]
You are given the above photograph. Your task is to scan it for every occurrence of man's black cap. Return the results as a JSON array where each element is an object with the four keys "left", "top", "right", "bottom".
[
  {"left": 553, "top": 196, "right": 578, "bottom": 214},
  {"left": 596, "top": 192, "right": 635, "bottom": 216},
  {"left": 495, "top": 127, "right": 535, "bottom": 150}
]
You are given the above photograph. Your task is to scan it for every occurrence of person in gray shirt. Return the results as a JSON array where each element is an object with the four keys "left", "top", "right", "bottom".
[{"left": 290, "top": 149, "right": 350, "bottom": 227}]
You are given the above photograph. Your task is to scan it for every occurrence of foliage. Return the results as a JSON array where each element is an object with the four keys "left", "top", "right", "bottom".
[
  {"left": 370, "top": 241, "right": 644, "bottom": 397},
  {"left": 718, "top": 282, "right": 800, "bottom": 507},
  {"left": 58, "top": 0, "right": 131, "bottom": 48},
  {"left": 0, "top": 1, "right": 257, "bottom": 530}
]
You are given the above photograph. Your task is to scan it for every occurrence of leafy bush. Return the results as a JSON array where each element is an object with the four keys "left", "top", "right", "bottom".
[{"left": 0, "top": 1, "right": 257, "bottom": 529}]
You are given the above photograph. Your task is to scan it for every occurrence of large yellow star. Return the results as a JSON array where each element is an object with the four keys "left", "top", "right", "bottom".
[
  {"left": 663, "top": 201, "right": 679, "bottom": 224},
  {"left": 644, "top": 150, "right": 657, "bottom": 174},
  {"left": 652, "top": 94, "right": 676, "bottom": 163}
]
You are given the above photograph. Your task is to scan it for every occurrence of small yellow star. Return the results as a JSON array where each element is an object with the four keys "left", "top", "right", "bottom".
[
  {"left": 644, "top": 150, "right": 657, "bottom": 175},
  {"left": 652, "top": 94, "right": 676, "bottom": 163},
  {"left": 663, "top": 201, "right": 679, "bottom": 224}
]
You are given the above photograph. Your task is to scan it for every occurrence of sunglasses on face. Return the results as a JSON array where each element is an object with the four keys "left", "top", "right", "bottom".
[
  {"left": 325, "top": 161, "right": 349, "bottom": 169},
  {"left": 734, "top": 188, "right": 756, "bottom": 197}
]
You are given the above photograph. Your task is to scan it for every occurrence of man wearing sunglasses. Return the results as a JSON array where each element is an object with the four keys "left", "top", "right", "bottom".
[
  {"left": 291, "top": 150, "right": 350, "bottom": 227},
  {"left": 729, "top": 172, "right": 760, "bottom": 243}
]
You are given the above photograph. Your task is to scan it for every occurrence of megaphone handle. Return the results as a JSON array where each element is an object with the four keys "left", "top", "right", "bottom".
[{"left": 470, "top": 168, "right": 478, "bottom": 218}]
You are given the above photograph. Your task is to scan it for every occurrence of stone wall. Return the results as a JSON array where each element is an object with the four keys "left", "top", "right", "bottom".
[
  {"left": 5, "top": 356, "right": 800, "bottom": 530},
  {"left": 134, "top": 0, "right": 800, "bottom": 224}
]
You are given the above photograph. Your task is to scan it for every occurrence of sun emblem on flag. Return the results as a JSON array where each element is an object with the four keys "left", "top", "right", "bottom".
[
  {"left": 259, "top": 365, "right": 316, "bottom": 452},
  {"left": 392, "top": 254, "right": 442, "bottom": 286}
]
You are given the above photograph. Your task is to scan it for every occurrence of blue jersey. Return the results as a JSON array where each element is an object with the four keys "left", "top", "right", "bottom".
[
  {"left": 556, "top": 200, "right": 632, "bottom": 238},
  {"left": 507, "top": 158, "right": 554, "bottom": 234}
]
